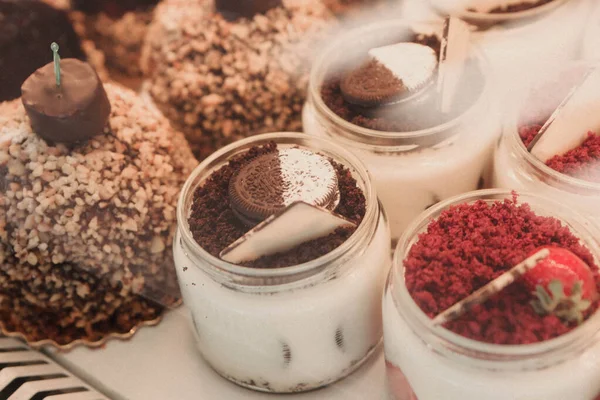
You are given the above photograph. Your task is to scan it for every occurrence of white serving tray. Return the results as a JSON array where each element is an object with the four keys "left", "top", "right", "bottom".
[{"left": 46, "top": 307, "right": 389, "bottom": 400}]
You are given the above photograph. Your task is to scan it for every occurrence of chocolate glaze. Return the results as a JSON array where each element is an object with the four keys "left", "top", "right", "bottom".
[
  {"left": 21, "top": 59, "right": 111, "bottom": 144},
  {"left": 0, "top": 0, "right": 85, "bottom": 102},
  {"left": 215, "top": 0, "right": 283, "bottom": 20}
]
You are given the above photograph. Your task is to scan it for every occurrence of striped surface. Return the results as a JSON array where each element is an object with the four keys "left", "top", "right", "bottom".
[{"left": 0, "top": 338, "right": 109, "bottom": 400}]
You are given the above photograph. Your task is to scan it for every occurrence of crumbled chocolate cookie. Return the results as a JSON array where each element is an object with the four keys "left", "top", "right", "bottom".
[{"left": 188, "top": 143, "right": 366, "bottom": 268}]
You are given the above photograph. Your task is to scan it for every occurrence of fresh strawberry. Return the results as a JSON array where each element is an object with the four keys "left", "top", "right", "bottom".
[{"left": 523, "top": 246, "right": 597, "bottom": 325}]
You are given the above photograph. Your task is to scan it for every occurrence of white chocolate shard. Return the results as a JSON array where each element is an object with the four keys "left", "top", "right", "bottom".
[
  {"left": 432, "top": 249, "right": 550, "bottom": 326},
  {"left": 220, "top": 201, "right": 356, "bottom": 264},
  {"left": 437, "top": 17, "right": 471, "bottom": 113},
  {"left": 530, "top": 67, "right": 600, "bottom": 162},
  {"left": 368, "top": 43, "right": 438, "bottom": 92},
  {"left": 464, "top": 0, "right": 541, "bottom": 12}
]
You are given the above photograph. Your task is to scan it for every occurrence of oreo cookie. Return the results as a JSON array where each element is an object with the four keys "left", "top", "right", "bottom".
[
  {"left": 341, "top": 42, "right": 438, "bottom": 108},
  {"left": 341, "top": 60, "right": 405, "bottom": 108},
  {"left": 229, "top": 148, "right": 340, "bottom": 225}
]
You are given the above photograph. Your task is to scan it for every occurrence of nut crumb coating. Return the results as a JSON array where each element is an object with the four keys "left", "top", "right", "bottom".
[
  {"left": 141, "top": 0, "right": 336, "bottom": 159},
  {"left": 0, "top": 84, "right": 197, "bottom": 345}
]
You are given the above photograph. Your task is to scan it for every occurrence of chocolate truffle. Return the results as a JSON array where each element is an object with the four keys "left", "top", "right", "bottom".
[
  {"left": 71, "top": 0, "right": 160, "bottom": 79},
  {"left": 21, "top": 58, "right": 111, "bottom": 144},
  {"left": 0, "top": 0, "right": 85, "bottom": 102},
  {"left": 0, "top": 84, "right": 197, "bottom": 345},
  {"left": 141, "top": 0, "right": 336, "bottom": 159}
]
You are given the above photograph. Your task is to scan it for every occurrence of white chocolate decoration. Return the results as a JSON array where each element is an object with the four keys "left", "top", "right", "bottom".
[
  {"left": 437, "top": 17, "right": 471, "bottom": 113},
  {"left": 220, "top": 202, "right": 356, "bottom": 264},
  {"left": 432, "top": 249, "right": 550, "bottom": 326},
  {"left": 368, "top": 43, "right": 438, "bottom": 92},
  {"left": 530, "top": 67, "right": 600, "bottom": 163},
  {"left": 464, "top": 0, "right": 545, "bottom": 12}
]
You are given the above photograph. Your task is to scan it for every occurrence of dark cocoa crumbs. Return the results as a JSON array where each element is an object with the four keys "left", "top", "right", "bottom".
[
  {"left": 188, "top": 142, "right": 366, "bottom": 268},
  {"left": 405, "top": 196, "right": 600, "bottom": 344},
  {"left": 321, "top": 33, "right": 485, "bottom": 132}
]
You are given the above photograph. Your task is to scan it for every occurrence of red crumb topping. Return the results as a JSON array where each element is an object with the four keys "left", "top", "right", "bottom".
[
  {"left": 404, "top": 196, "right": 600, "bottom": 344},
  {"left": 519, "top": 125, "right": 600, "bottom": 183}
]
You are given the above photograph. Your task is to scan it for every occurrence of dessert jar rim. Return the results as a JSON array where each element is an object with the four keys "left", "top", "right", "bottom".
[
  {"left": 428, "top": 0, "right": 572, "bottom": 23},
  {"left": 176, "top": 132, "right": 379, "bottom": 282},
  {"left": 504, "top": 63, "right": 600, "bottom": 194},
  {"left": 308, "top": 18, "right": 492, "bottom": 150},
  {"left": 390, "top": 189, "right": 600, "bottom": 364}
]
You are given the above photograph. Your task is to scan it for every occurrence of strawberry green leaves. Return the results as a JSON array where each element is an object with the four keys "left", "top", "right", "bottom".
[{"left": 530, "top": 280, "right": 592, "bottom": 325}]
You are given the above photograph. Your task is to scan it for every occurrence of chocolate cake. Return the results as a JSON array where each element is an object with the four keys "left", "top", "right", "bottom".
[
  {"left": 0, "top": 0, "right": 85, "bottom": 102},
  {"left": 141, "top": 0, "right": 336, "bottom": 159},
  {"left": 0, "top": 83, "right": 197, "bottom": 345},
  {"left": 71, "top": 0, "right": 160, "bottom": 79}
]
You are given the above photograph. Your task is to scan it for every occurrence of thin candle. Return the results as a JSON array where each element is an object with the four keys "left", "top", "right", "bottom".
[{"left": 51, "top": 42, "right": 61, "bottom": 87}]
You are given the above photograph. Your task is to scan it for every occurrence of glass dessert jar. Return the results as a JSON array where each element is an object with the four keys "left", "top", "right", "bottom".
[
  {"left": 173, "top": 132, "right": 391, "bottom": 393},
  {"left": 303, "top": 19, "right": 499, "bottom": 242},
  {"left": 383, "top": 189, "right": 600, "bottom": 400},
  {"left": 583, "top": 2, "right": 600, "bottom": 60},
  {"left": 493, "top": 63, "right": 600, "bottom": 228},
  {"left": 404, "top": 0, "right": 590, "bottom": 101}
]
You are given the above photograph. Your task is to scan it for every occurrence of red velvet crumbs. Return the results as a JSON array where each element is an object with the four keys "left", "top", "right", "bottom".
[
  {"left": 546, "top": 132, "right": 600, "bottom": 183},
  {"left": 518, "top": 124, "right": 542, "bottom": 148},
  {"left": 519, "top": 125, "right": 600, "bottom": 183},
  {"left": 404, "top": 196, "right": 600, "bottom": 344}
]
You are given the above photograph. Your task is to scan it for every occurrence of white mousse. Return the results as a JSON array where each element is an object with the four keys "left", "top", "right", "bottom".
[
  {"left": 368, "top": 43, "right": 438, "bottom": 92},
  {"left": 530, "top": 67, "right": 600, "bottom": 163},
  {"left": 220, "top": 202, "right": 356, "bottom": 264}
]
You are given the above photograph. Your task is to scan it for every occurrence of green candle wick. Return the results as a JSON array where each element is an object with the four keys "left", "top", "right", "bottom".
[{"left": 51, "top": 42, "right": 61, "bottom": 87}]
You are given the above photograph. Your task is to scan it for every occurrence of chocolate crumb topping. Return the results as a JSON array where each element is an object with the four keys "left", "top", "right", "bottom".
[
  {"left": 188, "top": 143, "right": 366, "bottom": 268},
  {"left": 321, "top": 32, "right": 485, "bottom": 132}
]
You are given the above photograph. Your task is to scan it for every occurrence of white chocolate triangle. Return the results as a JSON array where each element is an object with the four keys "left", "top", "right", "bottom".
[
  {"left": 220, "top": 202, "right": 356, "bottom": 264},
  {"left": 531, "top": 67, "right": 600, "bottom": 163},
  {"left": 437, "top": 17, "right": 471, "bottom": 114},
  {"left": 368, "top": 43, "right": 438, "bottom": 92},
  {"left": 464, "top": 0, "right": 542, "bottom": 12}
]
